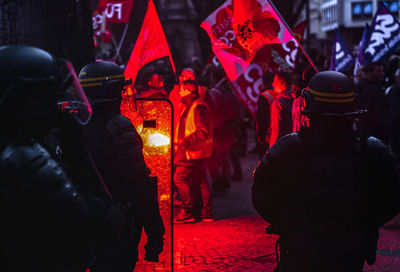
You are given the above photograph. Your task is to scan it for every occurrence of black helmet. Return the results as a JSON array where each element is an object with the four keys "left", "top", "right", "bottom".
[
  {"left": 0, "top": 45, "right": 92, "bottom": 132},
  {"left": 79, "top": 61, "right": 131, "bottom": 99},
  {"left": 302, "top": 71, "right": 362, "bottom": 117}
]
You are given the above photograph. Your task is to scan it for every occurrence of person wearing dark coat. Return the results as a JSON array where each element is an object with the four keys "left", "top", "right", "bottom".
[
  {"left": 79, "top": 61, "right": 165, "bottom": 271},
  {"left": 253, "top": 71, "right": 400, "bottom": 272},
  {"left": 256, "top": 72, "right": 276, "bottom": 156},
  {"left": 0, "top": 45, "right": 96, "bottom": 272},
  {"left": 355, "top": 62, "right": 387, "bottom": 141},
  {"left": 385, "top": 68, "right": 400, "bottom": 156}
]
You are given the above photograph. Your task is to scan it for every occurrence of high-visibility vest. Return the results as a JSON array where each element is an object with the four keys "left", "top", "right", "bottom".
[{"left": 176, "top": 99, "right": 213, "bottom": 160}]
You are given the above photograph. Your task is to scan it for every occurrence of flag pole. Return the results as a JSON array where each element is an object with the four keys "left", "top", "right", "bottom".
[
  {"left": 114, "top": 23, "right": 130, "bottom": 62},
  {"left": 268, "top": 0, "right": 319, "bottom": 73}
]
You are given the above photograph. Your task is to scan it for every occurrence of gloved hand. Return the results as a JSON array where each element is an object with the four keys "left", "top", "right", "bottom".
[{"left": 144, "top": 238, "right": 164, "bottom": 262}]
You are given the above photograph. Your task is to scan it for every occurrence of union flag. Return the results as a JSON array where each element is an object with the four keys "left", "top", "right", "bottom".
[{"left": 201, "top": 0, "right": 300, "bottom": 82}]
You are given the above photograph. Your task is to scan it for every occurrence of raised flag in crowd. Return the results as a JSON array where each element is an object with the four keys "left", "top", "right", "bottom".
[
  {"left": 363, "top": 2, "right": 400, "bottom": 65},
  {"left": 124, "top": 0, "right": 176, "bottom": 86},
  {"left": 201, "top": 0, "right": 300, "bottom": 82},
  {"left": 93, "top": 0, "right": 135, "bottom": 26},
  {"left": 92, "top": 0, "right": 135, "bottom": 44},
  {"left": 201, "top": 0, "right": 311, "bottom": 118},
  {"left": 354, "top": 23, "right": 370, "bottom": 75},
  {"left": 330, "top": 29, "right": 355, "bottom": 73}
]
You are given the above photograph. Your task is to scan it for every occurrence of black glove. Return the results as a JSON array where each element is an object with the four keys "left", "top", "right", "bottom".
[{"left": 144, "top": 238, "right": 164, "bottom": 262}]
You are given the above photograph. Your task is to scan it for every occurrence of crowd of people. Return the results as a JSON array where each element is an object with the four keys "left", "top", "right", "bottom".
[
  {"left": 128, "top": 56, "right": 248, "bottom": 224},
  {"left": 2, "top": 39, "right": 400, "bottom": 271},
  {"left": 251, "top": 60, "right": 400, "bottom": 271},
  {"left": 254, "top": 60, "right": 400, "bottom": 161},
  {"left": 253, "top": 70, "right": 400, "bottom": 271},
  {"left": 120, "top": 51, "right": 400, "bottom": 229}
]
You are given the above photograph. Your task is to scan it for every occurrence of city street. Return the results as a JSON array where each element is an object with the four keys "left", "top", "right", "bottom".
[
  {"left": 4, "top": 1, "right": 400, "bottom": 272},
  {"left": 136, "top": 132, "right": 400, "bottom": 272},
  {"left": 174, "top": 132, "right": 400, "bottom": 272}
]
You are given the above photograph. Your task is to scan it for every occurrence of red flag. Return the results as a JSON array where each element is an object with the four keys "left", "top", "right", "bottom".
[
  {"left": 201, "top": 0, "right": 298, "bottom": 82},
  {"left": 201, "top": 0, "right": 313, "bottom": 119},
  {"left": 124, "top": 0, "right": 176, "bottom": 85},
  {"left": 94, "top": 0, "right": 135, "bottom": 24},
  {"left": 265, "top": 19, "right": 307, "bottom": 73},
  {"left": 230, "top": 20, "right": 308, "bottom": 119}
]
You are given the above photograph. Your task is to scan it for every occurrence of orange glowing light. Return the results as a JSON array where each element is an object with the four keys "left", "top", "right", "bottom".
[
  {"left": 120, "top": 98, "right": 173, "bottom": 271},
  {"left": 148, "top": 132, "right": 170, "bottom": 147}
]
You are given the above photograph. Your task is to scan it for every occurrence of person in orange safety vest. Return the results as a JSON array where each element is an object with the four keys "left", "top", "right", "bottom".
[{"left": 173, "top": 79, "right": 214, "bottom": 224}]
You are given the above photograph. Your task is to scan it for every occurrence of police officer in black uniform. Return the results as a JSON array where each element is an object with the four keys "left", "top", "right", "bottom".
[
  {"left": 78, "top": 61, "right": 165, "bottom": 271},
  {"left": 0, "top": 45, "right": 95, "bottom": 271},
  {"left": 252, "top": 71, "right": 400, "bottom": 272}
]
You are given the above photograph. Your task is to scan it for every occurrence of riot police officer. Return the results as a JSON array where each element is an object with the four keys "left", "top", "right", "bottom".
[
  {"left": 252, "top": 71, "right": 400, "bottom": 272},
  {"left": 0, "top": 45, "right": 94, "bottom": 271},
  {"left": 78, "top": 61, "right": 165, "bottom": 271}
]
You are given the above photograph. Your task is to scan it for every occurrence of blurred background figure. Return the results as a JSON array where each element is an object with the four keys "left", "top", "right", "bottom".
[
  {"left": 139, "top": 73, "right": 168, "bottom": 99},
  {"left": 204, "top": 67, "right": 243, "bottom": 195},
  {"left": 355, "top": 62, "right": 387, "bottom": 141},
  {"left": 385, "top": 68, "right": 400, "bottom": 157},
  {"left": 255, "top": 72, "right": 276, "bottom": 157},
  {"left": 269, "top": 71, "right": 293, "bottom": 147},
  {"left": 292, "top": 66, "right": 316, "bottom": 133}
]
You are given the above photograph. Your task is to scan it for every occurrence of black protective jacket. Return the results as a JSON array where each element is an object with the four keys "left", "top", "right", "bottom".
[
  {"left": 0, "top": 137, "right": 90, "bottom": 272},
  {"left": 82, "top": 101, "right": 165, "bottom": 261},
  {"left": 356, "top": 78, "right": 387, "bottom": 141},
  {"left": 385, "top": 83, "right": 400, "bottom": 156},
  {"left": 253, "top": 127, "right": 400, "bottom": 272}
]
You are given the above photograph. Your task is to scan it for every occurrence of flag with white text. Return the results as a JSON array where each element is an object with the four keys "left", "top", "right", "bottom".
[
  {"left": 363, "top": 3, "right": 400, "bottom": 65},
  {"left": 201, "top": 0, "right": 298, "bottom": 82},
  {"left": 93, "top": 0, "right": 135, "bottom": 26},
  {"left": 330, "top": 29, "right": 355, "bottom": 72}
]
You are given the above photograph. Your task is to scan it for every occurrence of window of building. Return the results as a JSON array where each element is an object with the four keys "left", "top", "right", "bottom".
[
  {"left": 379, "top": 1, "right": 399, "bottom": 15},
  {"left": 321, "top": 4, "right": 338, "bottom": 30},
  {"left": 352, "top": 2, "right": 373, "bottom": 20}
]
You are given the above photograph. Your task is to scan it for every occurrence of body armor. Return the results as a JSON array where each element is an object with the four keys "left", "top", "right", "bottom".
[
  {"left": 253, "top": 131, "right": 400, "bottom": 272},
  {"left": 0, "top": 139, "right": 89, "bottom": 271}
]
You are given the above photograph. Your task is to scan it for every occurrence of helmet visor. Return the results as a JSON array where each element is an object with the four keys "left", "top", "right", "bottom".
[{"left": 56, "top": 59, "right": 92, "bottom": 125}]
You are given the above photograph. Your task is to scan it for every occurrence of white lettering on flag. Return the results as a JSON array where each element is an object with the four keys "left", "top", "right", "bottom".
[
  {"left": 105, "top": 3, "right": 123, "bottom": 20},
  {"left": 365, "top": 14, "right": 400, "bottom": 56},
  {"left": 335, "top": 42, "right": 344, "bottom": 60}
]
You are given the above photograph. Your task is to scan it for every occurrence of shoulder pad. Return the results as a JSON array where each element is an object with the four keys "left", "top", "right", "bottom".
[
  {"left": 1, "top": 141, "right": 80, "bottom": 199},
  {"left": 1, "top": 141, "right": 50, "bottom": 175},
  {"left": 365, "top": 136, "right": 389, "bottom": 155},
  {"left": 106, "top": 115, "right": 134, "bottom": 135},
  {"left": 105, "top": 114, "right": 143, "bottom": 147},
  {"left": 267, "top": 133, "right": 302, "bottom": 160}
]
